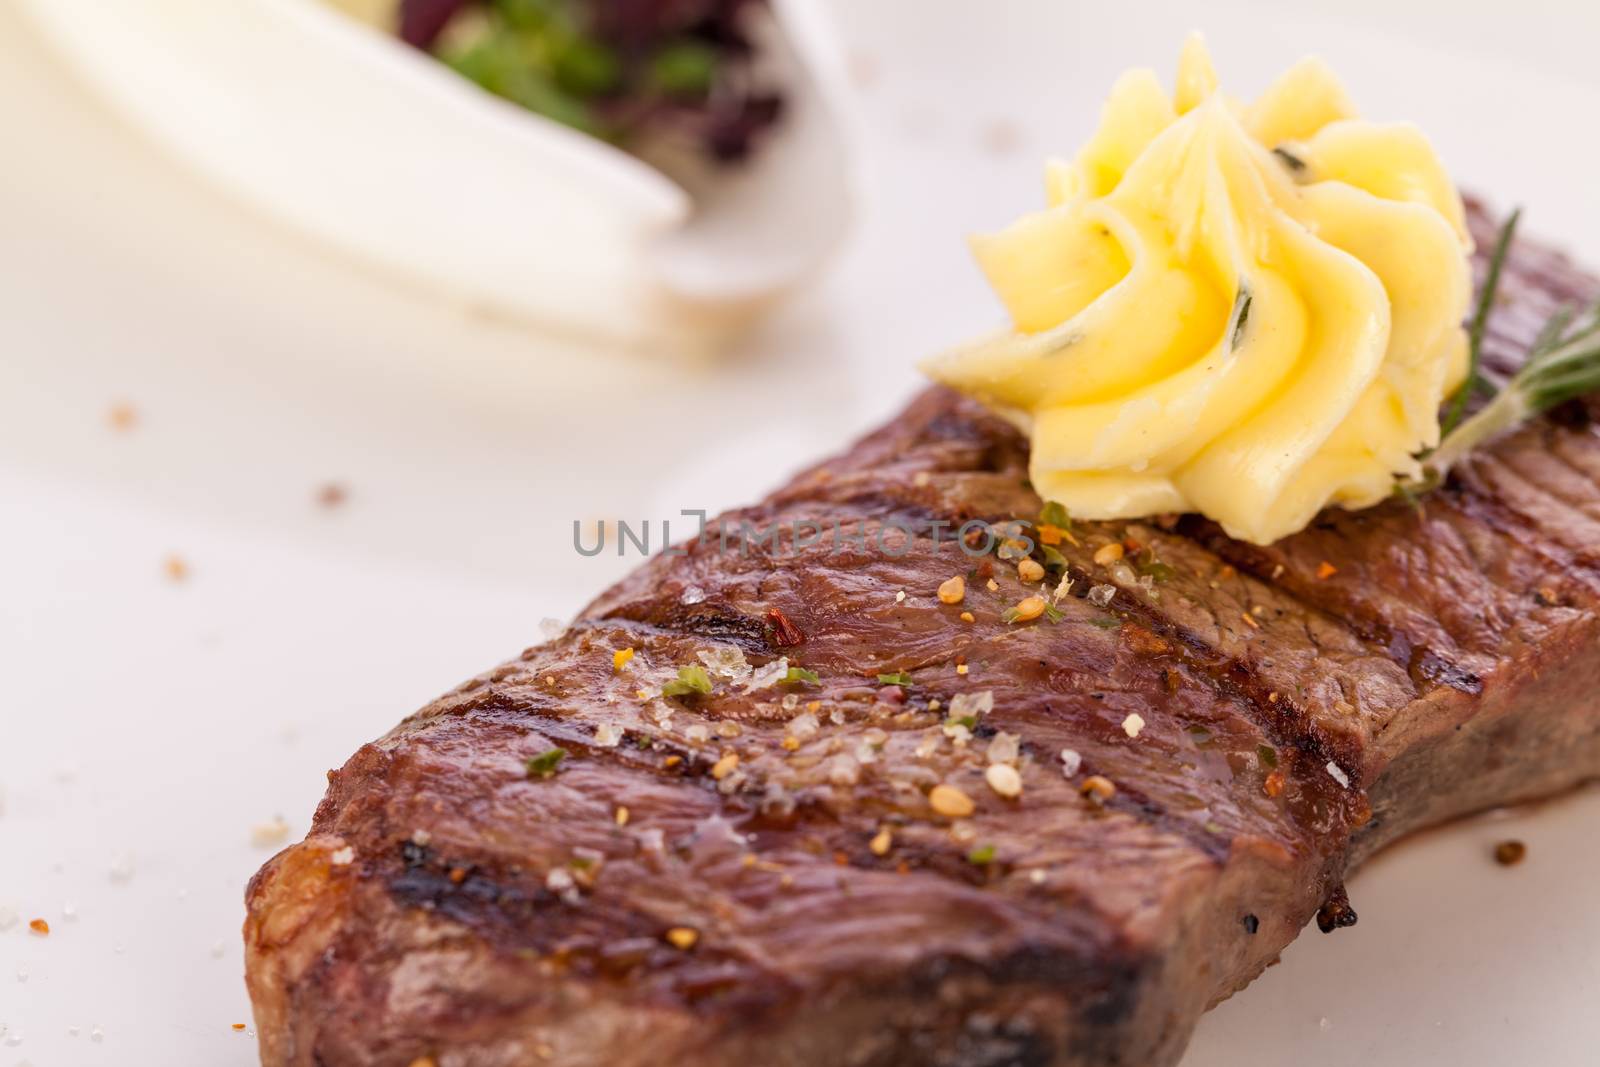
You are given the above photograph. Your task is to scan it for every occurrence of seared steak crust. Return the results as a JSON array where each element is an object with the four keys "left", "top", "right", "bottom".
[{"left": 245, "top": 203, "right": 1600, "bottom": 1067}]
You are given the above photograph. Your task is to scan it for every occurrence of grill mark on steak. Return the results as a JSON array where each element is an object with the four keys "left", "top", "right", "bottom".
[{"left": 246, "top": 202, "right": 1600, "bottom": 1067}]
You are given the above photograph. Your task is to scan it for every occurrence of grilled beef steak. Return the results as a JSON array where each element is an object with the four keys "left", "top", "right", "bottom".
[{"left": 245, "top": 204, "right": 1600, "bottom": 1067}]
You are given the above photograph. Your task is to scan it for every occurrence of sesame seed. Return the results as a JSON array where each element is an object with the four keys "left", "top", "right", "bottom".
[
  {"left": 1240, "top": 612, "right": 1261, "bottom": 630},
  {"left": 895, "top": 590, "right": 907, "bottom": 603},
  {"left": 614, "top": 806, "right": 629, "bottom": 826},
  {"left": 1121, "top": 713, "right": 1145, "bottom": 738},
  {"left": 959, "top": 611, "right": 975, "bottom": 623},
  {"left": 929, "top": 784, "right": 976, "bottom": 818},
  {"left": 869, "top": 828, "right": 893, "bottom": 856},
  {"left": 985, "top": 763, "right": 1023, "bottom": 799},
  {"left": 710, "top": 753, "right": 740, "bottom": 780},
  {"left": 1011, "top": 596, "right": 1046, "bottom": 622},
  {"left": 938, "top": 576, "right": 966, "bottom": 604},
  {"left": 1059, "top": 748, "right": 1082, "bottom": 776},
  {"left": 665, "top": 927, "right": 699, "bottom": 950},
  {"left": 1093, "top": 543, "right": 1125, "bottom": 566},
  {"left": 1017, "top": 559, "right": 1045, "bottom": 583},
  {"left": 1080, "top": 775, "right": 1117, "bottom": 804}
]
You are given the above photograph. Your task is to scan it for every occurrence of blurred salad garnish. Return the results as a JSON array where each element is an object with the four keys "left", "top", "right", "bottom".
[{"left": 391, "top": 0, "right": 783, "bottom": 162}]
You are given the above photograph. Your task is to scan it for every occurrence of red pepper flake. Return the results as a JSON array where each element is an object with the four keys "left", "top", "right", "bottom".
[
  {"left": 1316, "top": 561, "right": 1338, "bottom": 580},
  {"left": 316, "top": 482, "right": 349, "bottom": 509},
  {"left": 232, "top": 1023, "right": 248, "bottom": 1032},
  {"left": 448, "top": 867, "right": 468, "bottom": 885},
  {"left": 1263, "top": 770, "right": 1286, "bottom": 798},
  {"left": 29, "top": 918, "right": 49, "bottom": 936},
  {"left": 766, "top": 607, "right": 805, "bottom": 648}
]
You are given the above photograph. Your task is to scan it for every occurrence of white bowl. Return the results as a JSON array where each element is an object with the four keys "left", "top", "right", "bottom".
[{"left": 19, "top": 0, "right": 857, "bottom": 355}]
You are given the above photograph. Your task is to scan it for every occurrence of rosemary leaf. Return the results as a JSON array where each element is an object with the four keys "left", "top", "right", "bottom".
[{"left": 1442, "top": 207, "right": 1521, "bottom": 436}]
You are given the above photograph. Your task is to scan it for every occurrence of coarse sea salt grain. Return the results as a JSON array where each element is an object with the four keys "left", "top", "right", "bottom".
[
  {"left": 1122, "top": 713, "right": 1146, "bottom": 739},
  {"left": 1060, "top": 748, "right": 1082, "bottom": 776},
  {"left": 1325, "top": 761, "right": 1350, "bottom": 788}
]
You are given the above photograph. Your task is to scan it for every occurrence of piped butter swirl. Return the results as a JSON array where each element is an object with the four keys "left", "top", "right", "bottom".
[{"left": 924, "top": 38, "right": 1472, "bottom": 544}]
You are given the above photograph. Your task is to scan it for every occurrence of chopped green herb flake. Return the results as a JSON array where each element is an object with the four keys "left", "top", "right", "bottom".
[
  {"left": 525, "top": 748, "right": 567, "bottom": 778},
  {"left": 1227, "top": 282, "right": 1253, "bottom": 352},
  {"left": 1042, "top": 603, "right": 1065, "bottom": 623},
  {"left": 1039, "top": 502, "right": 1071, "bottom": 528},
  {"left": 1271, "top": 144, "right": 1307, "bottom": 173},
  {"left": 782, "top": 666, "right": 820, "bottom": 685},
  {"left": 1087, "top": 615, "right": 1120, "bottom": 629},
  {"left": 1039, "top": 545, "right": 1068, "bottom": 571},
  {"left": 967, "top": 844, "right": 997, "bottom": 865},
  {"left": 1257, "top": 744, "right": 1279, "bottom": 769},
  {"left": 877, "top": 671, "right": 914, "bottom": 686},
  {"left": 1137, "top": 558, "right": 1177, "bottom": 582},
  {"left": 661, "top": 665, "right": 713, "bottom": 698}
]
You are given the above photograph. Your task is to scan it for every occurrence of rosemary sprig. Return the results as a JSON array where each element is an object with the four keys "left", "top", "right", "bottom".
[
  {"left": 1413, "top": 209, "right": 1600, "bottom": 489},
  {"left": 1441, "top": 207, "right": 1520, "bottom": 437}
]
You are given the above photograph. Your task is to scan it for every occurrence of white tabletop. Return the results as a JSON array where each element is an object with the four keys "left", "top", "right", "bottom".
[{"left": 3, "top": 1, "right": 1599, "bottom": 1064}]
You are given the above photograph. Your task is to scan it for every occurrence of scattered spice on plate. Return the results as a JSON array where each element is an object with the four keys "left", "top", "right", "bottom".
[
  {"left": 1494, "top": 840, "right": 1527, "bottom": 866},
  {"left": 107, "top": 402, "right": 139, "bottom": 432},
  {"left": 28, "top": 918, "right": 49, "bottom": 936}
]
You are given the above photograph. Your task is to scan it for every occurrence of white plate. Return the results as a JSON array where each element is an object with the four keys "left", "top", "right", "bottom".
[{"left": 2, "top": 1, "right": 1598, "bottom": 1064}]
